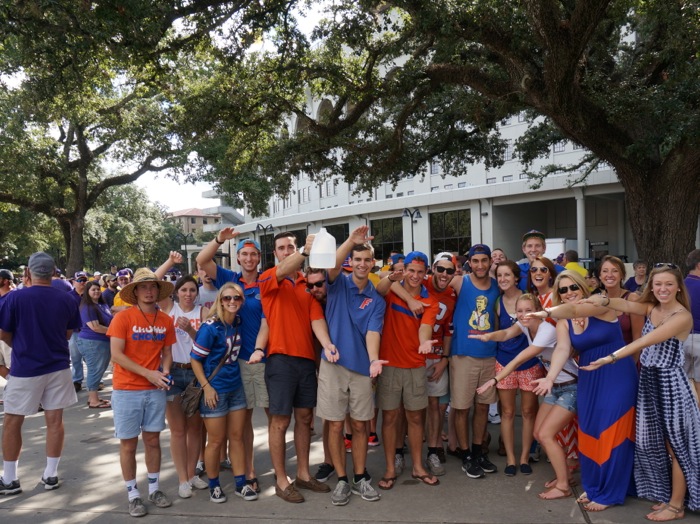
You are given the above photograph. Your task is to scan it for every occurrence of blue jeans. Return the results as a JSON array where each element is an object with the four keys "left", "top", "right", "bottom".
[
  {"left": 69, "top": 332, "right": 84, "bottom": 383},
  {"left": 76, "top": 337, "right": 111, "bottom": 391}
]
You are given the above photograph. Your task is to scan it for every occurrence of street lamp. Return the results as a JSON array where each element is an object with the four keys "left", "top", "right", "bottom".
[
  {"left": 174, "top": 232, "right": 196, "bottom": 274},
  {"left": 255, "top": 224, "right": 274, "bottom": 269},
  {"left": 402, "top": 208, "right": 422, "bottom": 252}
]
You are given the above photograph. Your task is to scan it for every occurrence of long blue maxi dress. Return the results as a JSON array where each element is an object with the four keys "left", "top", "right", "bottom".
[
  {"left": 570, "top": 316, "right": 638, "bottom": 506},
  {"left": 635, "top": 317, "right": 700, "bottom": 510}
]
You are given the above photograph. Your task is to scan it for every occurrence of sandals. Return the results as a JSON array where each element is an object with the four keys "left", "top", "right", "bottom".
[
  {"left": 538, "top": 486, "right": 572, "bottom": 500},
  {"left": 646, "top": 503, "right": 685, "bottom": 522},
  {"left": 87, "top": 399, "right": 111, "bottom": 409},
  {"left": 576, "top": 492, "right": 590, "bottom": 504},
  {"left": 411, "top": 473, "right": 439, "bottom": 486},
  {"left": 377, "top": 476, "right": 397, "bottom": 490},
  {"left": 545, "top": 477, "right": 577, "bottom": 489}
]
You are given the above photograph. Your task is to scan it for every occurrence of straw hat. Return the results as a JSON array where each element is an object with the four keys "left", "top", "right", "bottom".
[{"left": 118, "top": 268, "right": 174, "bottom": 305}]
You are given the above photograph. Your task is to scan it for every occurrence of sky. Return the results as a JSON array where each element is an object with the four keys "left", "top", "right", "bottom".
[{"left": 136, "top": 172, "right": 215, "bottom": 212}]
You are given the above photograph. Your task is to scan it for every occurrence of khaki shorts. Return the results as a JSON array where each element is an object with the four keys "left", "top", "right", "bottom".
[
  {"left": 3, "top": 368, "right": 77, "bottom": 415},
  {"left": 0, "top": 340, "right": 10, "bottom": 369},
  {"left": 425, "top": 357, "right": 449, "bottom": 397},
  {"left": 240, "top": 361, "right": 269, "bottom": 409},
  {"left": 376, "top": 366, "right": 428, "bottom": 412},
  {"left": 316, "top": 359, "right": 374, "bottom": 421},
  {"left": 449, "top": 355, "right": 497, "bottom": 410}
]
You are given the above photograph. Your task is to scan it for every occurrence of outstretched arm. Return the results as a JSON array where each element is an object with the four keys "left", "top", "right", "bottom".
[
  {"left": 580, "top": 294, "right": 649, "bottom": 316},
  {"left": 196, "top": 227, "right": 240, "bottom": 279},
  {"left": 469, "top": 324, "right": 521, "bottom": 343},
  {"left": 154, "top": 251, "right": 182, "bottom": 280},
  {"left": 328, "top": 226, "right": 373, "bottom": 283}
]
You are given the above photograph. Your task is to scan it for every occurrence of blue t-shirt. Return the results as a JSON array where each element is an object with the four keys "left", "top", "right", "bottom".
[
  {"left": 191, "top": 318, "right": 242, "bottom": 393},
  {"left": 325, "top": 273, "right": 386, "bottom": 377},
  {"left": 78, "top": 302, "right": 113, "bottom": 342},
  {"left": 102, "top": 288, "right": 117, "bottom": 308},
  {"left": 495, "top": 296, "right": 538, "bottom": 370},
  {"left": 214, "top": 266, "right": 264, "bottom": 362},
  {"left": 0, "top": 285, "right": 81, "bottom": 377},
  {"left": 451, "top": 275, "right": 500, "bottom": 358}
]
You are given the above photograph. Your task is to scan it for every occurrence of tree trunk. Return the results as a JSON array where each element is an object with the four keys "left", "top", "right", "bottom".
[
  {"left": 65, "top": 214, "right": 86, "bottom": 276},
  {"left": 619, "top": 158, "right": 700, "bottom": 266}
]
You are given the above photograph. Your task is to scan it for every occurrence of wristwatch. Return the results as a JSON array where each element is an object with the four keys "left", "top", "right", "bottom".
[{"left": 299, "top": 247, "right": 310, "bottom": 257}]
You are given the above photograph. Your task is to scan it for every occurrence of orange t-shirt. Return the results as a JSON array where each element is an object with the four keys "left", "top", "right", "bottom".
[
  {"left": 259, "top": 266, "right": 325, "bottom": 361},
  {"left": 379, "top": 284, "right": 439, "bottom": 369},
  {"left": 425, "top": 277, "right": 456, "bottom": 359},
  {"left": 107, "top": 307, "right": 176, "bottom": 390}
]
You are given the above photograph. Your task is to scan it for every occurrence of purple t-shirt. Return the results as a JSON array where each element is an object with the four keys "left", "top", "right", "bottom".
[
  {"left": 685, "top": 275, "right": 700, "bottom": 333},
  {"left": 0, "top": 285, "right": 81, "bottom": 377},
  {"left": 51, "top": 278, "right": 73, "bottom": 292},
  {"left": 79, "top": 302, "right": 113, "bottom": 342}
]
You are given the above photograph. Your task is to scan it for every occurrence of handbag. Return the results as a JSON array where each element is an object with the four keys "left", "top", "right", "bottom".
[{"left": 181, "top": 322, "right": 238, "bottom": 417}]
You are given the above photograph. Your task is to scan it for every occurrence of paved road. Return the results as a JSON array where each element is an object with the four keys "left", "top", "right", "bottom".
[{"left": 1, "top": 373, "right": 698, "bottom": 523}]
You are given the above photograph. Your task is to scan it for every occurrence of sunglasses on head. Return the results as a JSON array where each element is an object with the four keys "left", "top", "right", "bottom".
[
  {"left": 434, "top": 266, "right": 456, "bottom": 275},
  {"left": 653, "top": 263, "right": 678, "bottom": 269},
  {"left": 221, "top": 295, "right": 243, "bottom": 303},
  {"left": 530, "top": 266, "right": 549, "bottom": 273},
  {"left": 557, "top": 284, "right": 581, "bottom": 295},
  {"left": 306, "top": 280, "right": 326, "bottom": 289}
]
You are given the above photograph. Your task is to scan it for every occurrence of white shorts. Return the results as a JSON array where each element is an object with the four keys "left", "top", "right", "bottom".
[{"left": 3, "top": 368, "right": 77, "bottom": 415}]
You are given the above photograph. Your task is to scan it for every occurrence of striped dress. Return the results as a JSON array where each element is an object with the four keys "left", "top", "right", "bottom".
[{"left": 635, "top": 318, "right": 700, "bottom": 510}]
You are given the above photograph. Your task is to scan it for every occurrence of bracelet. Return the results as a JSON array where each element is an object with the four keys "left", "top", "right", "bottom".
[
  {"left": 214, "top": 236, "right": 224, "bottom": 245},
  {"left": 609, "top": 352, "right": 618, "bottom": 363},
  {"left": 492, "top": 377, "right": 498, "bottom": 386},
  {"left": 202, "top": 382, "right": 209, "bottom": 388},
  {"left": 544, "top": 308, "right": 551, "bottom": 318},
  {"left": 370, "top": 359, "right": 377, "bottom": 365},
  {"left": 603, "top": 297, "right": 610, "bottom": 307},
  {"left": 254, "top": 347, "right": 265, "bottom": 354}
]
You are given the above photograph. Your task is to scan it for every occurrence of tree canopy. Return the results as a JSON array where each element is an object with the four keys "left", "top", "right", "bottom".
[{"left": 1, "top": 0, "right": 699, "bottom": 266}]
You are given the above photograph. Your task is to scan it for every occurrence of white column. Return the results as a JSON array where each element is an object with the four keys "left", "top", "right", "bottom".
[{"left": 573, "top": 188, "right": 586, "bottom": 257}]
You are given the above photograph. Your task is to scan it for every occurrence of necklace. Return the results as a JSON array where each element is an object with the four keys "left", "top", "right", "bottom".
[
  {"left": 137, "top": 305, "right": 160, "bottom": 330},
  {"left": 573, "top": 318, "right": 586, "bottom": 329}
]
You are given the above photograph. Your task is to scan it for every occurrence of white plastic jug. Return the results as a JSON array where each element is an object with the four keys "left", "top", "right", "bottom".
[{"left": 309, "top": 228, "right": 336, "bottom": 268}]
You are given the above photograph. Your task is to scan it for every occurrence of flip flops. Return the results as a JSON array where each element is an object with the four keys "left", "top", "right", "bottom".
[
  {"left": 377, "top": 477, "right": 397, "bottom": 490},
  {"left": 411, "top": 473, "right": 440, "bottom": 486},
  {"left": 87, "top": 399, "right": 111, "bottom": 409}
]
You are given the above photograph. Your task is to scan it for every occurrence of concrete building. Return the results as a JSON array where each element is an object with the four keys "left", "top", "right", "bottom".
[{"left": 167, "top": 208, "right": 222, "bottom": 235}]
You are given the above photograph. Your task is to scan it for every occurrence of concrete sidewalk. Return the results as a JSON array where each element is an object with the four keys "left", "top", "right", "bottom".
[{"left": 1, "top": 375, "right": 698, "bottom": 523}]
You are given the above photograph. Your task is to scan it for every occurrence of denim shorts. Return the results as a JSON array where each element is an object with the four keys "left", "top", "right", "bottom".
[
  {"left": 166, "top": 366, "right": 195, "bottom": 401},
  {"left": 199, "top": 385, "right": 247, "bottom": 418},
  {"left": 112, "top": 389, "right": 167, "bottom": 439},
  {"left": 543, "top": 382, "right": 578, "bottom": 414}
]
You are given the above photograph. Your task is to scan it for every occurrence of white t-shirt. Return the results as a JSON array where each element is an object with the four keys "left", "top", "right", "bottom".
[{"left": 517, "top": 320, "right": 578, "bottom": 384}]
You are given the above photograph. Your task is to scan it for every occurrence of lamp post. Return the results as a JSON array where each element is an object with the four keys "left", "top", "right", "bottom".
[
  {"left": 174, "top": 232, "right": 196, "bottom": 274},
  {"left": 402, "top": 208, "right": 422, "bottom": 252},
  {"left": 255, "top": 224, "right": 274, "bottom": 269}
]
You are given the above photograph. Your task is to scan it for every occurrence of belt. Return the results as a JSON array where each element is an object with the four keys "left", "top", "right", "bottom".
[
  {"left": 172, "top": 362, "right": 192, "bottom": 369},
  {"left": 553, "top": 378, "right": 577, "bottom": 387}
]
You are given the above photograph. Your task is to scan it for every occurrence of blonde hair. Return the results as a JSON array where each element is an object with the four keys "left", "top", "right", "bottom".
[
  {"left": 640, "top": 266, "right": 690, "bottom": 310},
  {"left": 552, "top": 270, "right": 590, "bottom": 306},
  {"left": 207, "top": 282, "right": 245, "bottom": 322},
  {"left": 516, "top": 293, "right": 542, "bottom": 312}
]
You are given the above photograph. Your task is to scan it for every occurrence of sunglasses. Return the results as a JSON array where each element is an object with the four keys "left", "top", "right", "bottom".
[
  {"left": 306, "top": 280, "right": 326, "bottom": 289},
  {"left": 530, "top": 266, "right": 549, "bottom": 273},
  {"left": 76, "top": 278, "right": 88, "bottom": 283},
  {"left": 653, "top": 263, "right": 678, "bottom": 269},
  {"left": 434, "top": 266, "right": 456, "bottom": 275},
  {"left": 221, "top": 295, "right": 243, "bottom": 303},
  {"left": 557, "top": 284, "right": 581, "bottom": 295}
]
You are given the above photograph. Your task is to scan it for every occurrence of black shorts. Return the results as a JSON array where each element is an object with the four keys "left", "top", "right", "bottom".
[{"left": 265, "top": 354, "right": 317, "bottom": 416}]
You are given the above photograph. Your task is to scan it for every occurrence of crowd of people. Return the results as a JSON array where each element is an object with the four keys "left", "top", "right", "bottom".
[{"left": 0, "top": 230, "right": 699, "bottom": 521}]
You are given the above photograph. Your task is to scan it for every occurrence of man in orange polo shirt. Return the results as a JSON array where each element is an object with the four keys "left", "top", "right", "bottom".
[
  {"left": 374, "top": 251, "right": 439, "bottom": 490},
  {"left": 258, "top": 231, "right": 337, "bottom": 503}
]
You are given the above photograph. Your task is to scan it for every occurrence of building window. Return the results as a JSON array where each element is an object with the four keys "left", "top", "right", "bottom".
[
  {"left": 518, "top": 111, "right": 527, "bottom": 122},
  {"left": 503, "top": 140, "right": 514, "bottom": 161},
  {"left": 444, "top": 184, "right": 453, "bottom": 190},
  {"left": 386, "top": 194, "right": 393, "bottom": 199},
  {"left": 572, "top": 143, "right": 583, "bottom": 150},
  {"left": 396, "top": 192, "right": 403, "bottom": 197},
  {"left": 458, "top": 182, "right": 466, "bottom": 188},
  {"left": 486, "top": 177, "right": 496, "bottom": 184},
  {"left": 370, "top": 217, "right": 404, "bottom": 263},
  {"left": 190, "top": 217, "right": 196, "bottom": 224},
  {"left": 430, "top": 160, "right": 441, "bottom": 175},
  {"left": 553, "top": 141, "right": 566, "bottom": 153},
  {"left": 430, "top": 210, "right": 471, "bottom": 258},
  {"left": 407, "top": 190, "right": 414, "bottom": 196},
  {"left": 324, "top": 223, "right": 349, "bottom": 244},
  {"left": 502, "top": 175, "right": 513, "bottom": 182},
  {"left": 431, "top": 186, "right": 439, "bottom": 192},
  {"left": 520, "top": 173, "right": 528, "bottom": 179}
]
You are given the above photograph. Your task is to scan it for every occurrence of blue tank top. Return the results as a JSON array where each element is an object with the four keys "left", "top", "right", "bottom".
[
  {"left": 495, "top": 296, "right": 537, "bottom": 370},
  {"left": 452, "top": 276, "right": 499, "bottom": 357}
]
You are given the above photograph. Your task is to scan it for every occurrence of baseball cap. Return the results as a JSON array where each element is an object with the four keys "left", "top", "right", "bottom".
[
  {"left": 104, "top": 274, "right": 117, "bottom": 282},
  {"left": 522, "top": 229, "right": 546, "bottom": 243},
  {"left": 467, "top": 244, "right": 492, "bottom": 258},
  {"left": 390, "top": 253, "right": 405, "bottom": 265},
  {"left": 94, "top": 271, "right": 102, "bottom": 277},
  {"left": 404, "top": 251, "right": 429, "bottom": 268},
  {"left": 74, "top": 271, "right": 88, "bottom": 280},
  {"left": 0, "top": 269, "right": 13, "bottom": 280},
  {"left": 433, "top": 252, "right": 457, "bottom": 266},
  {"left": 236, "top": 238, "right": 261, "bottom": 252},
  {"left": 116, "top": 269, "right": 132, "bottom": 278},
  {"left": 28, "top": 252, "right": 56, "bottom": 278}
]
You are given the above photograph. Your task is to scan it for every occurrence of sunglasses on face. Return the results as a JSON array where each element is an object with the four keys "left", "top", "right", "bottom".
[
  {"left": 221, "top": 295, "right": 243, "bottom": 303},
  {"left": 530, "top": 266, "right": 549, "bottom": 273},
  {"left": 434, "top": 266, "right": 456, "bottom": 275},
  {"left": 76, "top": 278, "right": 88, "bottom": 283},
  {"left": 306, "top": 280, "right": 326, "bottom": 289},
  {"left": 653, "top": 263, "right": 678, "bottom": 269},
  {"left": 557, "top": 284, "right": 581, "bottom": 295}
]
